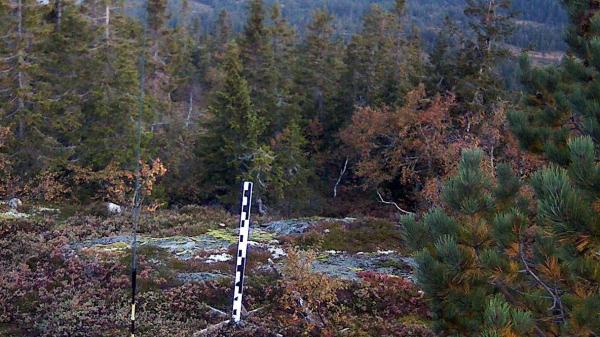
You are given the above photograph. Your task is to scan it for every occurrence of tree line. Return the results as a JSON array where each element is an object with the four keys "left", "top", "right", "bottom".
[{"left": 1, "top": 0, "right": 534, "bottom": 217}]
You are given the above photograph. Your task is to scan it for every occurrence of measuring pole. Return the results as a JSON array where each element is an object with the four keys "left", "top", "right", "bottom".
[
  {"left": 130, "top": 4, "right": 148, "bottom": 336},
  {"left": 232, "top": 181, "right": 253, "bottom": 323}
]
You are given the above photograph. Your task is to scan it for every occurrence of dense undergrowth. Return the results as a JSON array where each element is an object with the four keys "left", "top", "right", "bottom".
[{"left": 0, "top": 207, "right": 433, "bottom": 337}]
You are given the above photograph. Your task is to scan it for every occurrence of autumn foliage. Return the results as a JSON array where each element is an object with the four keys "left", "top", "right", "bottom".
[{"left": 342, "top": 85, "right": 459, "bottom": 206}]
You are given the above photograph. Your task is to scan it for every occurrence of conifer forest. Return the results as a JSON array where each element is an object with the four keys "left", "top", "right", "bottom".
[{"left": 1, "top": 0, "right": 599, "bottom": 336}]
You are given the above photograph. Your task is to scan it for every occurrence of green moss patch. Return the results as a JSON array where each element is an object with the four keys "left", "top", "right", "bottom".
[{"left": 293, "top": 218, "right": 405, "bottom": 253}]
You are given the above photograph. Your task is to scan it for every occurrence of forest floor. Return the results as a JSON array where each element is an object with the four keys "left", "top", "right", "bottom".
[{"left": 0, "top": 204, "right": 435, "bottom": 337}]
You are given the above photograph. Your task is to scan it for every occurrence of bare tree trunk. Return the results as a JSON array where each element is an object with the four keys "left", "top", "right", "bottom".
[
  {"left": 333, "top": 157, "right": 348, "bottom": 198},
  {"left": 105, "top": 2, "right": 110, "bottom": 42},
  {"left": 16, "top": 0, "right": 25, "bottom": 139},
  {"left": 185, "top": 89, "right": 193, "bottom": 128},
  {"left": 55, "top": 0, "right": 62, "bottom": 32}
]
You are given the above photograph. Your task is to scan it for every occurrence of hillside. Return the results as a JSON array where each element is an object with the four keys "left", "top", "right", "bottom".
[{"left": 186, "top": 0, "right": 568, "bottom": 51}]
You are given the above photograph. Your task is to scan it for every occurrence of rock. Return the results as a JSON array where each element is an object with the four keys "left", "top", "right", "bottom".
[
  {"left": 0, "top": 209, "right": 30, "bottom": 220},
  {"left": 72, "top": 234, "right": 232, "bottom": 261},
  {"left": 312, "top": 252, "right": 416, "bottom": 281},
  {"left": 106, "top": 202, "right": 122, "bottom": 215},
  {"left": 261, "top": 217, "right": 357, "bottom": 236},
  {"left": 35, "top": 207, "right": 60, "bottom": 215},
  {"left": 68, "top": 228, "right": 417, "bottom": 285},
  {"left": 262, "top": 219, "right": 312, "bottom": 235},
  {"left": 8, "top": 198, "right": 22, "bottom": 210},
  {"left": 205, "top": 253, "right": 232, "bottom": 263},
  {"left": 267, "top": 246, "right": 286, "bottom": 259}
]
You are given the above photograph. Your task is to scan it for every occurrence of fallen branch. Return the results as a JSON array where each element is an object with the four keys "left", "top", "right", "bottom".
[
  {"left": 193, "top": 306, "right": 265, "bottom": 337},
  {"left": 292, "top": 291, "right": 324, "bottom": 328},
  {"left": 194, "top": 320, "right": 231, "bottom": 337},
  {"left": 376, "top": 190, "right": 413, "bottom": 215},
  {"left": 207, "top": 305, "right": 227, "bottom": 317}
]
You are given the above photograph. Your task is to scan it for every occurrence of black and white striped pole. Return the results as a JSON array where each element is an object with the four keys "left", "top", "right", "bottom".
[{"left": 232, "top": 181, "right": 253, "bottom": 323}]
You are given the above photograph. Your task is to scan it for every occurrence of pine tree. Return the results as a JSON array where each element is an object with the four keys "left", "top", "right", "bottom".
[
  {"left": 196, "top": 42, "right": 265, "bottom": 205},
  {"left": 403, "top": 149, "right": 536, "bottom": 336},
  {"left": 410, "top": 2, "right": 600, "bottom": 333},
  {"left": 507, "top": 3, "right": 600, "bottom": 333},
  {"left": 509, "top": 0, "right": 600, "bottom": 166}
]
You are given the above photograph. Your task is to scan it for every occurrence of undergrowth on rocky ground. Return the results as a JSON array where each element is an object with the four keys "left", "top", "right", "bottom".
[
  {"left": 0, "top": 207, "right": 434, "bottom": 337},
  {"left": 285, "top": 218, "right": 406, "bottom": 254}
]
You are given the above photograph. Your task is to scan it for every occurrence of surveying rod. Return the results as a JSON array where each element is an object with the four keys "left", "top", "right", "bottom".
[{"left": 231, "top": 181, "right": 254, "bottom": 323}]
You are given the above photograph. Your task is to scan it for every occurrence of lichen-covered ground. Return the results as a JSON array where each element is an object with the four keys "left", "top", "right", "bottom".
[{"left": 0, "top": 205, "right": 435, "bottom": 337}]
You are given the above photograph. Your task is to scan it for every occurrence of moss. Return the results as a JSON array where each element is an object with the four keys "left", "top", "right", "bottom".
[
  {"left": 205, "top": 228, "right": 238, "bottom": 243},
  {"left": 398, "top": 314, "right": 434, "bottom": 326},
  {"left": 376, "top": 258, "right": 408, "bottom": 270},
  {"left": 294, "top": 218, "right": 405, "bottom": 253},
  {"left": 251, "top": 229, "right": 275, "bottom": 243},
  {"left": 91, "top": 241, "right": 130, "bottom": 252},
  {"left": 316, "top": 252, "right": 330, "bottom": 261}
]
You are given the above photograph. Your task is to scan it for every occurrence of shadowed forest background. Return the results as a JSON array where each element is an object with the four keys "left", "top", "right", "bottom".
[
  {"left": 0, "top": 0, "right": 570, "bottom": 214},
  {"left": 1, "top": 0, "right": 599, "bottom": 336}
]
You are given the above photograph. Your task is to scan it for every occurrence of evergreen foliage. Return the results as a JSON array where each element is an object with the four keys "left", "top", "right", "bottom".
[
  {"left": 403, "top": 149, "right": 536, "bottom": 336},
  {"left": 196, "top": 42, "right": 264, "bottom": 204},
  {"left": 409, "top": 2, "right": 600, "bottom": 334}
]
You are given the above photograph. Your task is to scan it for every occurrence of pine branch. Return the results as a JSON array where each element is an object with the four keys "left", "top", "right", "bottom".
[{"left": 519, "top": 236, "right": 566, "bottom": 325}]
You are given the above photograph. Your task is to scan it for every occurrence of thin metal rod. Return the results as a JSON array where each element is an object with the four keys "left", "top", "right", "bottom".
[{"left": 130, "top": 3, "right": 148, "bottom": 336}]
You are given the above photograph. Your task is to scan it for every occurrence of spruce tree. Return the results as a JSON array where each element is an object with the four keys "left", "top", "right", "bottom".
[
  {"left": 269, "top": 119, "right": 316, "bottom": 215},
  {"left": 239, "top": 0, "right": 276, "bottom": 125},
  {"left": 0, "top": 0, "right": 54, "bottom": 173},
  {"left": 340, "top": 3, "right": 419, "bottom": 112},
  {"left": 430, "top": 0, "right": 514, "bottom": 126},
  {"left": 76, "top": 1, "right": 145, "bottom": 170},
  {"left": 459, "top": 0, "right": 514, "bottom": 109},
  {"left": 268, "top": 2, "right": 299, "bottom": 131},
  {"left": 35, "top": 0, "right": 98, "bottom": 168},
  {"left": 296, "top": 9, "right": 343, "bottom": 122},
  {"left": 196, "top": 42, "right": 265, "bottom": 205},
  {"left": 213, "top": 9, "right": 232, "bottom": 57}
]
